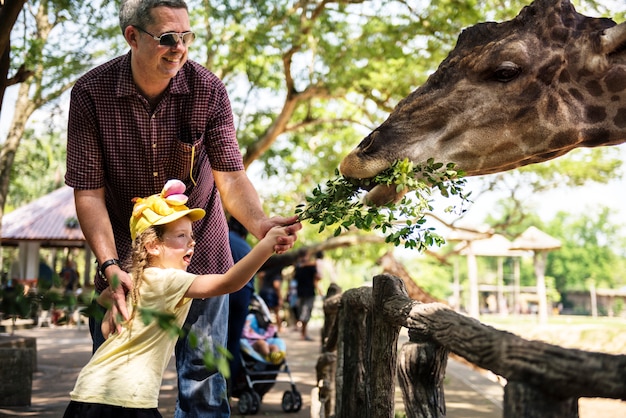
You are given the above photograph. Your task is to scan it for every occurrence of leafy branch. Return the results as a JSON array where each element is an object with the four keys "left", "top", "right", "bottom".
[{"left": 295, "top": 158, "right": 471, "bottom": 251}]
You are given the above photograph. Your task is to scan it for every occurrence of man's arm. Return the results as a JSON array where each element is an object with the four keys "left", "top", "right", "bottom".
[
  {"left": 74, "top": 188, "right": 132, "bottom": 322},
  {"left": 214, "top": 170, "right": 302, "bottom": 253}
]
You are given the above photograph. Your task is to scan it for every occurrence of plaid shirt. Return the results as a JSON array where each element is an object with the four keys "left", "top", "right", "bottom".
[{"left": 66, "top": 52, "right": 243, "bottom": 291}]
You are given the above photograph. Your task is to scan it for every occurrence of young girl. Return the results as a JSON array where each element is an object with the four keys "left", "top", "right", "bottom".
[{"left": 63, "top": 180, "right": 289, "bottom": 418}]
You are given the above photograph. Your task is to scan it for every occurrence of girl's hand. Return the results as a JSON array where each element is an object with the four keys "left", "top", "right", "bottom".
[
  {"left": 259, "top": 215, "right": 302, "bottom": 254},
  {"left": 264, "top": 226, "right": 293, "bottom": 254}
]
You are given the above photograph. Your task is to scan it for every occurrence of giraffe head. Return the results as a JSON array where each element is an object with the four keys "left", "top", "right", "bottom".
[{"left": 339, "top": 0, "right": 626, "bottom": 205}]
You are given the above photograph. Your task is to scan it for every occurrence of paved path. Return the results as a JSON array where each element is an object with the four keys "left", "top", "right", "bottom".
[{"left": 0, "top": 322, "right": 503, "bottom": 417}]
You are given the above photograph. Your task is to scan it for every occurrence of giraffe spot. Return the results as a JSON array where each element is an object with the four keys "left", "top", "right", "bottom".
[
  {"left": 605, "top": 68, "right": 626, "bottom": 93},
  {"left": 521, "top": 82, "right": 542, "bottom": 102},
  {"left": 584, "top": 80, "right": 603, "bottom": 97},
  {"left": 558, "top": 69, "right": 570, "bottom": 83},
  {"left": 614, "top": 108, "right": 626, "bottom": 129},
  {"left": 581, "top": 128, "right": 610, "bottom": 146},
  {"left": 568, "top": 87, "right": 584, "bottom": 102},
  {"left": 549, "top": 130, "right": 577, "bottom": 150},
  {"left": 537, "top": 56, "right": 562, "bottom": 85},
  {"left": 546, "top": 95, "right": 559, "bottom": 115},
  {"left": 514, "top": 106, "right": 538, "bottom": 121},
  {"left": 550, "top": 27, "right": 569, "bottom": 44},
  {"left": 585, "top": 106, "right": 606, "bottom": 123}
]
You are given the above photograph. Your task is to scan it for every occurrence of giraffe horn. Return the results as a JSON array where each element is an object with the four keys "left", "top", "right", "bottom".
[{"left": 601, "top": 22, "right": 626, "bottom": 55}]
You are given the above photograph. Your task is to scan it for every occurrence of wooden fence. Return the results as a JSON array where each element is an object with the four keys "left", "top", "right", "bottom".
[{"left": 314, "top": 274, "right": 626, "bottom": 418}]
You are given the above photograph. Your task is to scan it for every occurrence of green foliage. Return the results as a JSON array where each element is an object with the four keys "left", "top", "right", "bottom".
[
  {"left": 4, "top": 0, "right": 626, "bottom": 303},
  {"left": 396, "top": 255, "right": 455, "bottom": 300},
  {"left": 544, "top": 208, "right": 626, "bottom": 291},
  {"left": 7, "top": 127, "right": 66, "bottom": 210},
  {"left": 137, "top": 307, "right": 232, "bottom": 378},
  {"left": 203, "top": 345, "right": 233, "bottom": 379},
  {"left": 516, "top": 147, "right": 624, "bottom": 191},
  {"left": 0, "top": 282, "right": 93, "bottom": 325},
  {"left": 0, "top": 285, "right": 32, "bottom": 319},
  {"left": 483, "top": 200, "right": 626, "bottom": 294},
  {"left": 296, "top": 159, "right": 470, "bottom": 250},
  {"left": 139, "top": 308, "right": 184, "bottom": 339}
]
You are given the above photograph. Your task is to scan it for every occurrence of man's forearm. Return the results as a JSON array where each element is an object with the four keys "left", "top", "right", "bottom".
[
  {"left": 74, "top": 188, "right": 118, "bottom": 264},
  {"left": 214, "top": 170, "right": 267, "bottom": 239}
]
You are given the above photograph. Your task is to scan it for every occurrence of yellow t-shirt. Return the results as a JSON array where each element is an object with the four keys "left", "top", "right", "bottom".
[{"left": 70, "top": 267, "right": 196, "bottom": 408}]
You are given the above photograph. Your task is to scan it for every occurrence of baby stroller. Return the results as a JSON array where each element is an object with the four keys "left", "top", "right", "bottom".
[{"left": 231, "top": 294, "right": 302, "bottom": 415}]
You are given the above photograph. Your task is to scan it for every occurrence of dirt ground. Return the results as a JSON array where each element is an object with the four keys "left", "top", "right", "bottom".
[{"left": 1, "top": 315, "right": 625, "bottom": 417}]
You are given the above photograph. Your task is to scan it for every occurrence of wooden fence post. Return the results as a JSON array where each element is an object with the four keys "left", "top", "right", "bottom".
[
  {"left": 315, "top": 286, "right": 342, "bottom": 417},
  {"left": 504, "top": 381, "right": 579, "bottom": 418},
  {"left": 398, "top": 329, "right": 448, "bottom": 418},
  {"left": 335, "top": 287, "right": 372, "bottom": 418},
  {"left": 371, "top": 275, "right": 403, "bottom": 418}
]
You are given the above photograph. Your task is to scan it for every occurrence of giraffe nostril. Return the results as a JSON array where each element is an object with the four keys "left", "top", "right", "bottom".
[{"left": 355, "top": 131, "right": 378, "bottom": 153}]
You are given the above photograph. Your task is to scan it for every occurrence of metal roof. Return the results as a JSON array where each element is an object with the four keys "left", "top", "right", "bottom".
[{"left": 1, "top": 186, "right": 85, "bottom": 248}]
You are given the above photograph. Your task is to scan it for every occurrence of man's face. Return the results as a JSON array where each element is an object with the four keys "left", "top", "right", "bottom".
[{"left": 131, "top": 6, "right": 192, "bottom": 87}]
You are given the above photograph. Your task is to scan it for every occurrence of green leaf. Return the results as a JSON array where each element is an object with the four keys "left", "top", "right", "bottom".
[{"left": 295, "top": 158, "right": 470, "bottom": 251}]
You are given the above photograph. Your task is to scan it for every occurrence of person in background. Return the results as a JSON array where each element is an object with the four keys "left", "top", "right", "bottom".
[
  {"left": 242, "top": 308, "right": 285, "bottom": 365},
  {"left": 258, "top": 265, "right": 284, "bottom": 332},
  {"left": 65, "top": 1, "right": 301, "bottom": 415},
  {"left": 286, "top": 276, "right": 299, "bottom": 329},
  {"left": 60, "top": 258, "right": 80, "bottom": 296},
  {"left": 226, "top": 217, "right": 255, "bottom": 393},
  {"left": 64, "top": 181, "right": 289, "bottom": 418},
  {"left": 315, "top": 250, "right": 337, "bottom": 284},
  {"left": 293, "top": 249, "right": 322, "bottom": 341}
]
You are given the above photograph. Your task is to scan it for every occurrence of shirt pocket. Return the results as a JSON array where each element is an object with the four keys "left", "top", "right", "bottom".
[{"left": 170, "top": 133, "right": 204, "bottom": 182}]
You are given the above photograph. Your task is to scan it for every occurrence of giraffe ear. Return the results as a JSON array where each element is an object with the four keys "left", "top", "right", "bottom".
[{"left": 601, "top": 22, "right": 626, "bottom": 55}]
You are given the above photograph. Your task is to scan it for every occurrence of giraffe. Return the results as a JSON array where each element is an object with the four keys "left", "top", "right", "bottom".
[{"left": 339, "top": 0, "right": 626, "bottom": 205}]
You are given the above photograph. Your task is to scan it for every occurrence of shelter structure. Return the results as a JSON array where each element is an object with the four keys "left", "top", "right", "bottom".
[
  {"left": 1, "top": 186, "right": 91, "bottom": 289},
  {"left": 451, "top": 230, "right": 530, "bottom": 318},
  {"left": 510, "top": 226, "right": 561, "bottom": 324}
]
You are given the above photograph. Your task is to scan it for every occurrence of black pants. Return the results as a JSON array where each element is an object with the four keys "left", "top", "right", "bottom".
[{"left": 64, "top": 401, "right": 162, "bottom": 418}]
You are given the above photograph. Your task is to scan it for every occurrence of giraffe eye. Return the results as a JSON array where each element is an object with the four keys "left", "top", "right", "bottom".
[{"left": 493, "top": 61, "right": 521, "bottom": 82}]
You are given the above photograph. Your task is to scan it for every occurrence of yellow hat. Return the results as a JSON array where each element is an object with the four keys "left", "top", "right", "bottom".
[{"left": 130, "top": 179, "right": 205, "bottom": 241}]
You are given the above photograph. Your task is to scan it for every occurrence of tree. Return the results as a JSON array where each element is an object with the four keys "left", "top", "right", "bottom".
[
  {"left": 545, "top": 208, "right": 626, "bottom": 292},
  {"left": 0, "top": 0, "right": 29, "bottom": 107},
  {"left": 3, "top": 0, "right": 624, "bottom": 273},
  {"left": 1, "top": 0, "right": 122, "bottom": 221}
]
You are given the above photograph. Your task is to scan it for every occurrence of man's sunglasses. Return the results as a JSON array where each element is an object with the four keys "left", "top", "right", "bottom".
[{"left": 134, "top": 26, "right": 195, "bottom": 47}]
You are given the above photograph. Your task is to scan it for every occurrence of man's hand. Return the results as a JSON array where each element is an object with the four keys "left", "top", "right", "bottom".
[{"left": 106, "top": 266, "right": 133, "bottom": 334}]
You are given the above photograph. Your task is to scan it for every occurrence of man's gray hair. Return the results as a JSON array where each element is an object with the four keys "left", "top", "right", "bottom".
[{"left": 119, "top": 0, "right": 188, "bottom": 33}]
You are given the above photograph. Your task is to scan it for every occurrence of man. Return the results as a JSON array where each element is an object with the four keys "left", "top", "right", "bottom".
[{"left": 65, "top": 1, "right": 301, "bottom": 416}]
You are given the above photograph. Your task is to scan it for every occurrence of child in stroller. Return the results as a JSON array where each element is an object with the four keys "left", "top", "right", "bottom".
[
  {"left": 232, "top": 294, "right": 302, "bottom": 414},
  {"left": 242, "top": 305, "right": 286, "bottom": 365}
]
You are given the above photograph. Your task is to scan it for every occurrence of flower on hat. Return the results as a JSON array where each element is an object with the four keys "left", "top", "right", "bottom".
[
  {"left": 132, "top": 179, "right": 189, "bottom": 219},
  {"left": 130, "top": 179, "right": 206, "bottom": 241}
]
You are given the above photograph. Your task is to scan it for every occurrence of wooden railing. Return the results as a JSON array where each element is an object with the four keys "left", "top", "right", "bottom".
[{"left": 315, "top": 274, "right": 626, "bottom": 418}]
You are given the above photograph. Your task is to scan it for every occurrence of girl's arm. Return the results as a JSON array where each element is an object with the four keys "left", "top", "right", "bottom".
[{"left": 184, "top": 226, "right": 288, "bottom": 299}]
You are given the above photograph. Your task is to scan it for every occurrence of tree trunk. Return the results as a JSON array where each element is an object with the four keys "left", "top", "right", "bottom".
[
  {"left": 0, "top": 82, "right": 35, "bottom": 220},
  {"left": 0, "top": 0, "right": 28, "bottom": 106}
]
